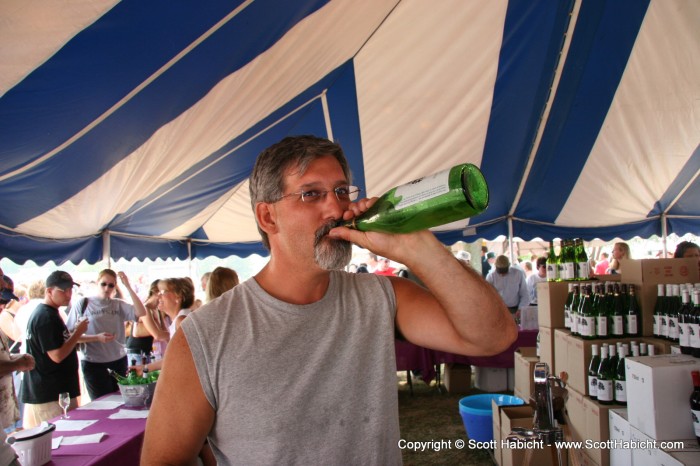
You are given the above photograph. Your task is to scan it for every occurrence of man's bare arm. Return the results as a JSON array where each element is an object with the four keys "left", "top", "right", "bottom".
[
  {"left": 141, "top": 331, "right": 214, "bottom": 465},
  {"left": 330, "top": 200, "right": 517, "bottom": 356}
]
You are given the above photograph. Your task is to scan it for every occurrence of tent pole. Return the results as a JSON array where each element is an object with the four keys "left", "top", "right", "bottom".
[
  {"left": 102, "top": 230, "right": 111, "bottom": 268},
  {"left": 661, "top": 213, "right": 668, "bottom": 257},
  {"left": 507, "top": 216, "right": 514, "bottom": 262},
  {"left": 187, "top": 240, "right": 192, "bottom": 277},
  {"left": 321, "top": 90, "right": 333, "bottom": 141}
]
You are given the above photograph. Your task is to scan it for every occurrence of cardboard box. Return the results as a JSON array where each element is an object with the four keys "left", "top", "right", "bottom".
[
  {"left": 443, "top": 363, "right": 471, "bottom": 393},
  {"left": 625, "top": 354, "right": 700, "bottom": 440},
  {"left": 584, "top": 396, "right": 617, "bottom": 466},
  {"left": 628, "top": 427, "right": 700, "bottom": 466},
  {"left": 554, "top": 329, "right": 569, "bottom": 383},
  {"left": 474, "top": 367, "right": 508, "bottom": 392},
  {"left": 492, "top": 401, "right": 562, "bottom": 466},
  {"left": 513, "top": 347, "right": 538, "bottom": 401},
  {"left": 539, "top": 326, "right": 555, "bottom": 375},
  {"left": 565, "top": 385, "right": 586, "bottom": 442},
  {"left": 656, "top": 439, "right": 700, "bottom": 466},
  {"left": 630, "top": 426, "right": 657, "bottom": 466},
  {"left": 565, "top": 386, "right": 621, "bottom": 466},
  {"left": 621, "top": 258, "right": 699, "bottom": 336},
  {"left": 609, "top": 409, "right": 631, "bottom": 466},
  {"left": 564, "top": 333, "right": 653, "bottom": 396},
  {"left": 537, "top": 281, "right": 569, "bottom": 328}
]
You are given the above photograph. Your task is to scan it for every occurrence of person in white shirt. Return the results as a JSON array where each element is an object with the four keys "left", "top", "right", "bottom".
[
  {"left": 486, "top": 255, "right": 529, "bottom": 320},
  {"left": 526, "top": 257, "right": 547, "bottom": 305}
]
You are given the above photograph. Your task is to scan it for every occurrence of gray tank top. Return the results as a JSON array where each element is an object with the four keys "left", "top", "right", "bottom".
[{"left": 182, "top": 270, "right": 401, "bottom": 465}]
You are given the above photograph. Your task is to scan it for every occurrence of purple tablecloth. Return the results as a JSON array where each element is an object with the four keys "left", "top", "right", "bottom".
[
  {"left": 46, "top": 394, "right": 146, "bottom": 466},
  {"left": 395, "top": 330, "right": 539, "bottom": 384}
]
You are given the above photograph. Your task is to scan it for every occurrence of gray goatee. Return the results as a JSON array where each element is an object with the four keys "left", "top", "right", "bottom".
[{"left": 314, "top": 221, "right": 352, "bottom": 270}]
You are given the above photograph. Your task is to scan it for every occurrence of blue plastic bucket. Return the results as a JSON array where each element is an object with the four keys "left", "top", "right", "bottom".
[{"left": 458, "top": 394, "right": 524, "bottom": 442}]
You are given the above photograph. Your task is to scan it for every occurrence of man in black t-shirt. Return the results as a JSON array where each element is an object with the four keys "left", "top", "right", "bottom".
[{"left": 21, "top": 271, "right": 89, "bottom": 428}]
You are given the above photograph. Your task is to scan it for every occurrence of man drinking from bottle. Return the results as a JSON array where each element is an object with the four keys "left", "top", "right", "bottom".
[{"left": 143, "top": 135, "right": 517, "bottom": 465}]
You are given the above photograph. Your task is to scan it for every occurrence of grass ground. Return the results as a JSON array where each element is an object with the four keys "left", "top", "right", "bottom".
[{"left": 397, "top": 371, "right": 497, "bottom": 466}]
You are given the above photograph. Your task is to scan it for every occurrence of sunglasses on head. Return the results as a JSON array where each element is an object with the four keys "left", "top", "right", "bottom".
[{"left": 100, "top": 282, "right": 115, "bottom": 288}]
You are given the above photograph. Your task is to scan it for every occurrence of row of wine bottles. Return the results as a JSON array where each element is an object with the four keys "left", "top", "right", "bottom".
[
  {"left": 588, "top": 341, "right": 653, "bottom": 405},
  {"left": 546, "top": 239, "right": 590, "bottom": 282},
  {"left": 653, "top": 284, "right": 700, "bottom": 359},
  {"left": 565, "top": 282, "right": 640, "bottom": 339}
]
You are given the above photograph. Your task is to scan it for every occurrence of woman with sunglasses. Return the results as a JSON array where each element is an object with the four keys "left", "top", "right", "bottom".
[{"left": 65, "top": 269, "right": 152, "bottom": 400}]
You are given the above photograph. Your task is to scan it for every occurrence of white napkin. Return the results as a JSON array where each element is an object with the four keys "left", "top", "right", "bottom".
[
  {"left": 52, "top": 436, "right": 62, "bottom": 450},
  {"left": 97, "top": 394, "right": 124, "bottom": 403},
  {"left": 78, "top": 400, "right": 123, "bottom": 410},
  {"left": 54, "top": 419, "right": 98, "bottom": 431},
  {"left": 58, "top": 432, "right": 106, "bottom": 445},
  {"left": 108, "top": 409, "right": 149, "bottom": 419}
]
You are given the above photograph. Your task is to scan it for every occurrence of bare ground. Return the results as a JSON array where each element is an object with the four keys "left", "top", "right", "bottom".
[{"left": 397, "top": 372, "right": 497, "bottom": 466}]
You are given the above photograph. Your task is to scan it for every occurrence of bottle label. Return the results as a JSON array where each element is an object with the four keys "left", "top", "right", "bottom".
[
  {"left": 394, "top": 168, "right": 450, "bottom": 210},
  {"left": 613, "top": 316, "right": 624, "bottom": 336},
  {"left": 588, "top": 375, "right": 598, "bottom": 397},
  {"left": 597, "top": 316, "right": 608, "bottom": 337},
  {"left": 546, "top": 265, "right": 558, "bottom": 281},
  {"left": 693, "top": 409, "right": 700, "bottom": 437},
  {"left": 679, "top": 323, "right": 690, "bottom": 347},
  {"left": 581, "top": 316, "right": 596, "bottom": 337},
  {"left": 690, "top": 323, "right": 700, "bottom": 349},
  {"left": 564, "top": 308, "right": 571, "bottom": 329},
  {"left": 577, "top": 262, "right": 590, "bottom": 279},
  {"left": 571, "top": 312, "right": 579, "bottom": 334},
  {"left": 597, "top": 379, "right": 613, "bottom": 402},
  {"left": 653, "top": 315, "right": 660, "bottom": 336},
  {"left": 563, "top": 263, "right": 575, "bottom": 280},
  {"left": 626, "top": 315, "right": 638, "bottom": 335},
  {"left": 669, "top": 317, "right": 679, "bottom": 340},
  {"left": 661, "top": 316, "right": 668, "bottom": 338},
  {"left": 615, "top": 380, "right": 627, "bottom": 403}
]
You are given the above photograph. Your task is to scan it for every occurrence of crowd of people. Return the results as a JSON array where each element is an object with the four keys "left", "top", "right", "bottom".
[{"left": 0, "top": 263, "right": 240, "bottom": 464}]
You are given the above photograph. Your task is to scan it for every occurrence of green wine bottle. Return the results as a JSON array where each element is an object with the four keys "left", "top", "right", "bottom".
[{"left": 343, "top": 164, "right": 488, "bottom": 233}]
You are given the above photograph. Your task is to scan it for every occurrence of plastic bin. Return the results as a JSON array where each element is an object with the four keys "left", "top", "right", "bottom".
[
  {"left": 7, "top": 422, "right": 56, "bottom": 466},
  {"left": 459, "top": 394, "right": 524, "bottom": 442}
]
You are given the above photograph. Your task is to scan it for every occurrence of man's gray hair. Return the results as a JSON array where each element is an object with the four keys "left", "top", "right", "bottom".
[{"left": 249, "top": 135, "right": 352, "bottom": 250}]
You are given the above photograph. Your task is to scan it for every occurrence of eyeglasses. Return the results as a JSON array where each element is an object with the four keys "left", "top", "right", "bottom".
[
  {"left": 276, "top": 185, "right": 360, "bottom": 203},
  {"left": 100, "top": 282, "right": 115, "bottom": 288}
]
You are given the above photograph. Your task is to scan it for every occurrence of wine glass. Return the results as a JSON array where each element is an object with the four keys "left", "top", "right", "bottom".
[{"left": 58, "top": 392, "right": 71, "bottom": 419}]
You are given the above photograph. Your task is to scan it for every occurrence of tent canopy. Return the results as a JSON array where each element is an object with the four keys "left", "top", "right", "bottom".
[{"left": 1, "top": 0, "right": 699, "bottom": 265}]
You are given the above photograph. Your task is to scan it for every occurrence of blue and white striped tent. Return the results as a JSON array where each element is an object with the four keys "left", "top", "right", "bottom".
[{"left": 1, "top": 0, "right": 698, "bottom": 264}]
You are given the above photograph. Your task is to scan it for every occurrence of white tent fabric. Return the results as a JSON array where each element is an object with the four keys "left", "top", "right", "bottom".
[{"left": 1, "top": 0, "right": 699, "bottom": 264}]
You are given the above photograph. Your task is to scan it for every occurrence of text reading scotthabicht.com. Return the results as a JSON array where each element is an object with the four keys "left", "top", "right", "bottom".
[{"left": 397, "top": 439, "right": 687, "bottom": 452}]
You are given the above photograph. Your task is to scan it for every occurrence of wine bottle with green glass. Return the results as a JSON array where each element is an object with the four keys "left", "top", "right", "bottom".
[{"left": 342, "top": 163, "right": 488, "bottom": 233}]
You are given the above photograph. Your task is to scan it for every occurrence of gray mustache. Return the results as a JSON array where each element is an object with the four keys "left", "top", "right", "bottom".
[{"left": 314, "top": 221, "right": 338, "bottom": 246}]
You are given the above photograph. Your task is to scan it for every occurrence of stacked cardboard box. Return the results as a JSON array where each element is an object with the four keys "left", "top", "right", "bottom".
[
  {"left": 443, "top": 363, "right": 471, "bottom": 393},
  {"left": 620, "top": 257, "right": 699, "bottom": 336},
  {"left": 531, "top": 258, "right": 700, "bottom": 465},
  {"left": 513, "top": 347, "right": 538, "bottom": 401},
  {"left": 622, "top": 354, "right": 700, "bottom": 465},
  {"left": 491, "top": 401, "right": 565, "bottom": 466}
]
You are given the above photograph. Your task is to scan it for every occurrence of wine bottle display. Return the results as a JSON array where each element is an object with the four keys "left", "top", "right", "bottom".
[
  {"left": 691, "top": 371, "right": 700, "bottom": 445},
  {"left": 343, "top": 164, "right": 488, "bottom": 233}
]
